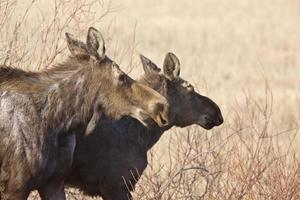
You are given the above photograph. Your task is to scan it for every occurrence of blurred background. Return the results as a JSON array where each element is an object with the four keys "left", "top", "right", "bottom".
[
  {"left": 1, "top": 0, "right": 300, "bottom": 199},
  {"left": 103, "top": 0, "right": 300, "bottom": 127}
]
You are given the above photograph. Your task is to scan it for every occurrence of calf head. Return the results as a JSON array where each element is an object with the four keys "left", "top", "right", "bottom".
[
  {"left": 139, "top": 53, "right": 223, "bottom": 129},
  {"left": 65, "top": 27, "right": 170, "bottom": 133}
]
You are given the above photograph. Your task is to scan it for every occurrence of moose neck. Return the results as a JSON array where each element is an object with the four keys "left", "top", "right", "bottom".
[
  {"left": 146, "top": 122, "right": 173, "bottom": 149},
  {"left": 134, "top": 76, "right": 173, "bottom": 149},
  {"left": 121, "top": 117, "right": 173, "bottom": 151},
  {"left": 40, "top": 68, "right": 99, "bottom": 133}
]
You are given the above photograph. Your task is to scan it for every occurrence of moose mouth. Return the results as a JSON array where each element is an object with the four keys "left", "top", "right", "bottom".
[
  {"left": 155, "top": 113, "right": 168, "bottom": 127},
  {"left": 132, "top": 110, "right": 169, "bottom": 127},
  {"left": 197, "top": 113, "right": 224, "bottom": 129},
  {"left": 197, "top": 116, "right": 216, "bottom": 130},
  {"left": 198, "top": 121, "right": 215, "bottom": 130}
]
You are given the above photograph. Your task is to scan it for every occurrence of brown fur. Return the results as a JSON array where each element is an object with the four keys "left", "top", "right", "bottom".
[
  {"left": 0, "top": 28, "right": 170, "bottom": 200},
  {"left": 65, "top": 53, "right": 223, "bottom": 200}
]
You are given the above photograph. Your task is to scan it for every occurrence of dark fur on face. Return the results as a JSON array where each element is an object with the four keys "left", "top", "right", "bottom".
[{"left": 139, "top": 53, "right": 223, "bottom": 129}]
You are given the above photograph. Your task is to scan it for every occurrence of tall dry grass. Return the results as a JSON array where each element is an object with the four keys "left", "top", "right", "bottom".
[{"left": 1, "top": 0, "right": 299, "bottom": 199}]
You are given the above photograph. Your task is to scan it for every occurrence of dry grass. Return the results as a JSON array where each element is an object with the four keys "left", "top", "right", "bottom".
[
  {"left": 1, "top": 0, "right": 300, "bottom": 199},
  {"left": 133, "top": 88, "right": 300, "bottom": 199}
]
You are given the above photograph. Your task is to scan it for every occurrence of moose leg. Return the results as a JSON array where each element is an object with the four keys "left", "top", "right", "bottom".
[
  {"left": 0, "top": 174, "right": 31, "bottom": 200},
  {"left": 38, "top": 134, "right": 75, "bottom": 200},
  {"left": 0, "top": 153, "right": 32, "bottom": 200},
  {"left": 38, "top": 178, "right": 66, "bottom": 200},
  {"left": 0, "top": 191, "right": 30, "bottom": 200}
]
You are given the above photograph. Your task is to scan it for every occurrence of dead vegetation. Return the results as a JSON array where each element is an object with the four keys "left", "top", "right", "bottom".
[
  {"left": 0, "top": 0, "right": 114, "bottom": 69},
  {"left": 132, "top": 88, "right": 300, "bottom": 200},
  {"left": 1, "top": 0, "right": 299, "bottom": 199}
]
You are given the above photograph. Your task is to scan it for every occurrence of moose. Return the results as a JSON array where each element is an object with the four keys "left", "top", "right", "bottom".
[
  {"left": 0, "top": 27, "right": 171, "bottom": 199},
  {"left": 65, "top": 53, "right": 223, "bottom": 200}
]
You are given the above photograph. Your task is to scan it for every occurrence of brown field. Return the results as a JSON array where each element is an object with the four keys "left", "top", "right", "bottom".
[{"left": 1, "top": 0, "right": 300, "bottom": 199}]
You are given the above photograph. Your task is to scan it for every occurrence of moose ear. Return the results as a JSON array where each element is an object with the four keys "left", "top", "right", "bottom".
[
  {"left": 140, "top": 54, "right": 161, "bottom": 76},
  {"left": 65, "top": 33, "right": 89, "bottom": 57},
  {"left": 163, "top": 52, "right": 180, "bottom": 80},
  {"left": 86, "top": 27, "right": 106, "bottom": 61}
]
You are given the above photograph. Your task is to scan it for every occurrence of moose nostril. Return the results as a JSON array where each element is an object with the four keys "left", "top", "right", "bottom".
[
  {"left": 204, "top": 115, "right": 211, "bottom": 123},
  {"left": 204, "top": 115, "right": 214, "bottom": 124}
]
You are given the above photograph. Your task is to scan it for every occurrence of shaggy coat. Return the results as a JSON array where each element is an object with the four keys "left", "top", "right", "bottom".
[{"left": 0, "top": 28, "right": 170, "bottom": 200}]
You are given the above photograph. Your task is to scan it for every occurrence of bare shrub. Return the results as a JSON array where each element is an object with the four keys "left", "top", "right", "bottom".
[
  {"left": 0, "top": 0, "right": 114, "bottom": 70},
  {"left": 1, "top": 0, "right": 299, "bottom": 199},
  {"left": 133, "top": 85, "right": 300, "bottom": 200}
]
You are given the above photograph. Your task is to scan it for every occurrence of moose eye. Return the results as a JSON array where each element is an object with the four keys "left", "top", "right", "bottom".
[
  {"left": 182, "top": 81, "right": 194, "bottom": 92},
  {"left": 182, "top": 81, "right": 189, "bottom": 87},
  {"left": 187, "top": 85, "right": 194, "bottom": 92}
]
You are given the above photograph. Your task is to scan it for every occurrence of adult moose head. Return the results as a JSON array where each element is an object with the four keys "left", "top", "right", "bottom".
[
  {"left": 0, "top": 27, "right": 171, "bottom": 200},
  {"left": 66, "top": 52, "right": 223, "bottom": 200},
  {"left": 139, "top": 52, "right": 223, "bottom": 129},
  {"left": 63, "top": 27, "right": 171, "bottom": 131}
]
